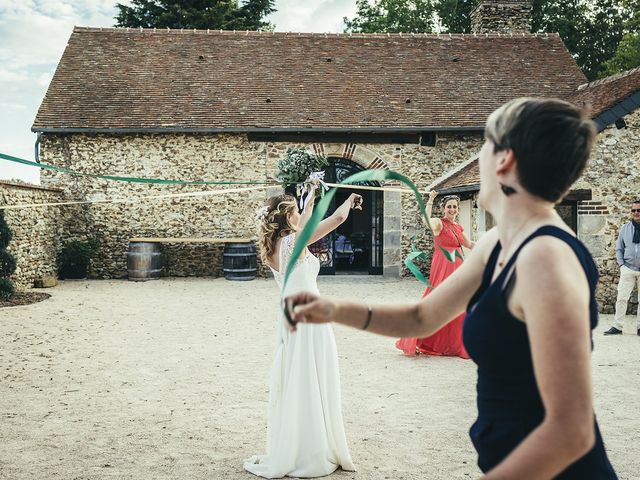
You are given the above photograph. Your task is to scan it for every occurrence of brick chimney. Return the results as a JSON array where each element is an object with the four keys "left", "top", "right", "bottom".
[{"left": 471, "top": 0, "right": 532, "bottom": 34}]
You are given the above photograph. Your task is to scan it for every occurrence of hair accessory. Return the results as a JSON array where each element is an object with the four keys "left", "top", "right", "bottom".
[
  {"left": 255, "top": 206, "right": 270, "bottom": 221},
  {"left": 441, "top": 195, "right": 460, "bottom": 206}
]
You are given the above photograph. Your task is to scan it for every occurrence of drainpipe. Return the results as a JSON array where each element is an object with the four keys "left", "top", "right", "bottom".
[{"left": 34, "top": 132, "right": 41, "bottom": 162}]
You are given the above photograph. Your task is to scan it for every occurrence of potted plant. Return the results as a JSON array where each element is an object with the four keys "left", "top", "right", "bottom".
[
  {"left": 275, "top": 147, "right": 329, "bottom": 199},
  {"left": 58, "top": 238, "right": 99, "bottom": 279}
]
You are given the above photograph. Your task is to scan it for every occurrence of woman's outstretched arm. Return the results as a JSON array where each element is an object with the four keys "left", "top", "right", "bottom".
[
  {"left": 424, "top": 190, "right": 443, "bottom": 235},
  {"left": 306, "top": 193, "right": 362, "bottom": 245},
  {"left": 288, "top": 228, "right": 497, "bottom": 336}
]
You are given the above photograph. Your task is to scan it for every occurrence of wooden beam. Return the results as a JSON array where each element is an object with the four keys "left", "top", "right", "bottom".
[{"left": 130, "top": 237, "right": 252, "bottom": 244}]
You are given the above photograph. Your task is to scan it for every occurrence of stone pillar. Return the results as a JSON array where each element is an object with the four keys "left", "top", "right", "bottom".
[
  {"left": 383, "top": 190, "right": 402, "bottom": 277},
  {"left": 471, "top": 0, "right": 532, "bottom": 34}
]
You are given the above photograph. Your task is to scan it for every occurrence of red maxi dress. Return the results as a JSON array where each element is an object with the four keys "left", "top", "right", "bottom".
[{"left": 396, "top": 218, "right": 470, "bottom": 359}]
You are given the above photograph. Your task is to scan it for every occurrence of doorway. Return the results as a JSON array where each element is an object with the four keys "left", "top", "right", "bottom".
[{"left": 307, "top": 158, "right": 384, "bottom": 275}]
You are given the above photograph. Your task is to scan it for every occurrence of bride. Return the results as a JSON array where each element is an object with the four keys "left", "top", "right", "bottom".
[{"left": 244, "top": 185, "right": 361, "bottom": 478}]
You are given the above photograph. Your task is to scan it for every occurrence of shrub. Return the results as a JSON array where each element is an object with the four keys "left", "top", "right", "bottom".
[
  {"left": 58, "top": 239, "right": 99, "bottom": 279},
  {"left": 0, "top": 250, "right": 17, "bottom": 278},
  {"left": 0, "top": 212, "right": 11, "bottom": 250},
  {"left": 0, "top": 211, "right": 15, "bottom": 299},
  {"left": 0, "top": 277, "right": 15, "bottom": 299}
]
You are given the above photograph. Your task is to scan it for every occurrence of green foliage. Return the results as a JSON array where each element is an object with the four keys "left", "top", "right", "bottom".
[
  {"left": 0, "top": 250, "right": 17, "bottom": 278},
  {"left": 0, "top": 278, "right": 15, "bottom": 300},
  {"left": 604, "top": 31, "right": 640, "bottom": 74},
  {"left": 275, "top": 148, "right": 329, "bottom": 187},
  {"left": 604, "top": 1, "right": 640, "bottom": 74},
  {"left": 58, "top": 239, "right": 99, "bottom": 280},
  {"left": 344, "top": 0, "right": 437, "bottom": 33},
  {"left": 435, "top": 0, "right": 474, "bottom": 33},
  {"left": 348, "top": 0, "right": 640, "bottom": 80},
  {"left": 115, "top": 0, "right": 276, "bottom": 31},
  {"left": 532, "top": 0, "right": 630, "bottom": 80},
  {"left": 0, "top": 211, "right": 12, "bottom": 250}
]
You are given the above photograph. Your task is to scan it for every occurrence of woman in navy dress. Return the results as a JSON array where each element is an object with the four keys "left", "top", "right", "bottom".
[{"left": 287, "top": 98, "right": 618, "bottom": 479}]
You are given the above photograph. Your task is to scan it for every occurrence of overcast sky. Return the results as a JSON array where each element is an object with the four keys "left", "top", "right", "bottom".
[{"left": 0, "top": 0, "right": 359, "bottom": 183}]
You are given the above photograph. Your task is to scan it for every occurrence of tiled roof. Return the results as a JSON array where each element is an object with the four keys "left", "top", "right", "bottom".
[
  {"left": 33, "top": 27, "right": 586, "bottom": 132},
  {"left": 567, "top": 66, "right": 640, "bottom": 118},
  {"left": 431, "top": 158, "right": 479, "bottom": 192}
]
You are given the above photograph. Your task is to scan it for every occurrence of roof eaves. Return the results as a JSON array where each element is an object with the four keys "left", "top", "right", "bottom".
[
  {"left": 593, "top": 90, "right": 640, "bottom": 131},
  {"left": 31, "top": 126, "right": 486, "bottom": 134},
  {"left": 437, "top": 184, "right": 480, "bottom": 195},
  {"left": 428, "top": 154, "right": 479, "bottom": 190}
]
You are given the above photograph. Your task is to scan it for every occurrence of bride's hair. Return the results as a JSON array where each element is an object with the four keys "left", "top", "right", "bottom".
[{"left": 257, "top": 194, "right": 298, "bottom": 266}]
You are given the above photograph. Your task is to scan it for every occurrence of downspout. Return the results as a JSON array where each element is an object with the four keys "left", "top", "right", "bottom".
[{"left": 34, "top": 132, "right": 41, "bottom": 162}]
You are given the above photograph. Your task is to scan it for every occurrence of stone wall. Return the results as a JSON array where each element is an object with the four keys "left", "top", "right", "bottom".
[
  {"left": 471, "top": 0, "right": 533, "bottom": 34},
  {"left": 38, "top": 132, "right": 482, "bottom": 280},
  {"left": 0, "top": 181, "right": 64, "bottom": 290},
  {"left": 574, "top": 108, "right": 640, "bottom": 314},
  {"left": 39, "top": 133, "right": 268, "bottom": 279}
]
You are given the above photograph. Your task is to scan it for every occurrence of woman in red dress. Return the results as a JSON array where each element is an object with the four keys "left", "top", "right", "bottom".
[{"left": 396, "top": 191, "right": 475, "bottom": 358}]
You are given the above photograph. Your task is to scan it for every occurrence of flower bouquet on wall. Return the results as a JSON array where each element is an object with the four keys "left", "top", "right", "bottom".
[{"left": 275, "top": 147, "right": 329, "bottom": 210}]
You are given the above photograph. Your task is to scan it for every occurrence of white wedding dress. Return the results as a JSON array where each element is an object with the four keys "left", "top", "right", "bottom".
[{"left": 244, "top": 233, "right": 355, "bottom": 478}]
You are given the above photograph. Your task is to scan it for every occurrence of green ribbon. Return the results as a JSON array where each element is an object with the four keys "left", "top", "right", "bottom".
[
  {"left": 282, "top": 169, "right": 460, "bottom": 301},
  {"left": 0, "top": 152, "right": 276, "bottom": 186},
  {"left": 404, "top": 236, "right": 431, "bottom": 286}
]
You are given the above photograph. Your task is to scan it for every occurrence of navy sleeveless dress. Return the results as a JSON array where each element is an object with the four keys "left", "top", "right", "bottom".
[{"left": 462, "top": 226, "right": 617, "bottom": 478}]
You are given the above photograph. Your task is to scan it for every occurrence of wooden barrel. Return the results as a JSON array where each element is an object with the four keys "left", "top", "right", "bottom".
[
  {"left": 223, "top": 242, "right": 256, "bottom": 281},
  {"left": 127, "top": 242, "right": 162, "bottom": 281}
]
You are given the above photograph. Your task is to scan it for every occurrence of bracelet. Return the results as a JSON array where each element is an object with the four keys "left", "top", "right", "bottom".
[{"left": 362, "top": 305, "right": 372, "bottom": 330}]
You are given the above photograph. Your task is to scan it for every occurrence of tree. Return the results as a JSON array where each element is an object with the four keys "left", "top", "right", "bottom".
[
  {"left": 532, "top": 0, "right": 631, "bottom": 80},
  {"left": 0, "top": 211, "right": 16, "bottom": 300},
  {"left": 115, "top": 0, "right": 276, "bottom": 31},
  {"left": 604, "top": 0, "right": 640, "bottom": 74},
  {"left": 434, "top": 0, "right": 474, "bottom": 33},
  {"left": 344, "top": 0, "right": 437, "bottom": 33},
  {"left": 348, "top": 0, "right": 639, "bottom": 80},
  {"left": 604, "top": 32, "right": 640, "bottom": 73}
]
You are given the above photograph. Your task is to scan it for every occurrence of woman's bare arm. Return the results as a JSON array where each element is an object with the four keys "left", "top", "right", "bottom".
[
  {"left": 307, "top": 194, "right": 362, "bottom": 245},
  {"left": 289, "top": 228, "right": 498, "bottom": 336},
  {"left": 461, "top": 230, "right": 475, "bottom": 249}
]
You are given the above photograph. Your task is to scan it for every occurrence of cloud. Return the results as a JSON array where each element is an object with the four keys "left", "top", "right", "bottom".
[
  {"left": 0, "top": 0, "right": 126, "bottom": 183},
  {"left": 268, "top": 0, "right": 357, "bottom": 33}
]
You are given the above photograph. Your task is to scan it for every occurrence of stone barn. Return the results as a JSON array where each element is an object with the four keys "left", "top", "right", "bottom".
[{"left": 3, "top": 0, "right": 635, "bottom": 312}]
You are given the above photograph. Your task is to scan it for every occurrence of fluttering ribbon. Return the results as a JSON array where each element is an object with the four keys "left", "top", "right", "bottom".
[
  {"left": 0, "top": 152, "right": 277, "bottom": 186},
  {"left": 404, "top": 236, "right": 431, "bottom": 286},
  {"left": 282, "top": 168, "right": 460, "bottom": 326}
]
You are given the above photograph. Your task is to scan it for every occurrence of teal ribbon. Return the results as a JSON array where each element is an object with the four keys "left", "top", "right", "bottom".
[
  {"left": 404, "top": 236, "right": 430, "bottom": 286},
  {"left": 0, "top": 152, "right": 277, "bottom": 186}
]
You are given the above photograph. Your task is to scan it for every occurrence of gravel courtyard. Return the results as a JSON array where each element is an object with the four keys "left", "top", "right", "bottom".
[{"left": 1, "top": 277, "right": 638, "bottom": 479}]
